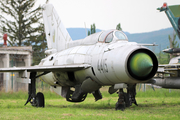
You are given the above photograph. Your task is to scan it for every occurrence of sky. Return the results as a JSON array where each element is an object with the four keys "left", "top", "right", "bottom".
[{"left": 38, "top": 0, "right": 179, "bottom": 34}]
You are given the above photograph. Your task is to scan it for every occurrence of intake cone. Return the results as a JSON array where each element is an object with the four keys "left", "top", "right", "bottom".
[
  {"left": 127, "top": 49, "right": 158, "bottom": 81},
  {"left": 129, "top": 53, "right": 153, "bottom": 77}
]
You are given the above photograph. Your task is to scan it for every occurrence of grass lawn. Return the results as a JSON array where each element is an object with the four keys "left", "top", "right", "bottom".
[{"left": 0, "top": 88, "right": 180, "bottom": 120}]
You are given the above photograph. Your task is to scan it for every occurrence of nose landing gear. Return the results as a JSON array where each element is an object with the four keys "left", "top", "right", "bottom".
[{"left": 115, "top": 84, "right": 138, "bottom": 111}]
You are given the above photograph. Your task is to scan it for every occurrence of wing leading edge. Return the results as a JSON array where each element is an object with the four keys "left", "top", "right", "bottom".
[{"left": 0, "top": 64, "right": 91, "bottom": 72}]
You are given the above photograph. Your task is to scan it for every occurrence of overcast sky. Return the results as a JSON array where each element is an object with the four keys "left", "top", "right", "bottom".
[{"left": 37, "top": 0, "right": 180, "bottom": 34}]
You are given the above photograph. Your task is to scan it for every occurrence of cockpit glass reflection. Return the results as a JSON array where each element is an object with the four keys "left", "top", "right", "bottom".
[
  {"left": 115, "top": 31, "right": 127, "bottom": 40},
  {"left": 105, "top": 32, "right": 113, "bottom": 43}
]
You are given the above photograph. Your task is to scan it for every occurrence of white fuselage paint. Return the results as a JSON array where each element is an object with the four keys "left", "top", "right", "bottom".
[{"left": 39, "top": 39, "right": 146, "bottom": 87}]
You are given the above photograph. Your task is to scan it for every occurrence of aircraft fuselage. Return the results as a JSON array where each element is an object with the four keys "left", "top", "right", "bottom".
[{"left": 39, "top": 30, "right": 158, "bottom": 91}]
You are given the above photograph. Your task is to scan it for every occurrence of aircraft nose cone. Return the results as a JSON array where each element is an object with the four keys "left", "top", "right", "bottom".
[{"left": 129, "top": 52, "right": 153, "bottom": 77}]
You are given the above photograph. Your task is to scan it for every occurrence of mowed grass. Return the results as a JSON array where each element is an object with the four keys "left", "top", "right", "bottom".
[{"left": 0, "top": 88, "right": 180, "bottom": 120}]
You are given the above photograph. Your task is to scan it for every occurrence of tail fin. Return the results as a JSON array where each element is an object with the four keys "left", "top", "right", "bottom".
[
  {"left": 43, "top": 4, "right": 72, "bottom": 53},
  {"left": 157, "top": 3, "right": 180, "bottom": 39}
]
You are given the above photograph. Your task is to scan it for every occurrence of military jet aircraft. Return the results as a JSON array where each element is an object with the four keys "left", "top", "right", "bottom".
[
  {"left": 0, "top": 4, "right": 158, "bottom": 110},
  {"left": 152, "top": 3, "right": 180, "bottom": 89},
  {"left": 157, "top": 3, "right": 180, "bottom": 39}
]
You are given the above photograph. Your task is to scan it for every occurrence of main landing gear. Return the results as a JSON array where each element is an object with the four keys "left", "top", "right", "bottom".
[
  {"left": 65, "top": 85, "right": 102, "bottom": 102},
  {"left": 115, "top": 84, "right": 138, "bottom": 111},
  {"left": 66, "top": 85, "right": 88, "bottom": 102},
  {"left": 24, "top": 72, "right": 45, "bottom": 107}
]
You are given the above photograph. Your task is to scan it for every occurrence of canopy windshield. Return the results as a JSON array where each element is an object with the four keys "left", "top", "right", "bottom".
[{"left": 98, "top": 30, "right": 128, "bottom": 43}]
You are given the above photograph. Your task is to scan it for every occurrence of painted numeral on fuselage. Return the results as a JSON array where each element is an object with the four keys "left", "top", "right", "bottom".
[{"left": 97, "top": 59, "right": 108, "bottom": 73}]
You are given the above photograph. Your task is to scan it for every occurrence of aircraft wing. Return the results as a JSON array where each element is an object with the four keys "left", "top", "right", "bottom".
[
  {"left": 0, "top": 64, "right": 91, "bottom": 72},
  {"left": 156, "top": 64, "right": 180, "bottom": 75},
  {"left": 156, "top": 71, "right": 175, "bottom": 75}
]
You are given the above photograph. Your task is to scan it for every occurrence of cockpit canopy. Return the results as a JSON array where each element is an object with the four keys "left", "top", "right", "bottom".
[
  {"left": 69, "top": 30, "right": 128, "bottom": 47},
  {"left": 98, "top": 30, "right": 128, "bottom": 43}
]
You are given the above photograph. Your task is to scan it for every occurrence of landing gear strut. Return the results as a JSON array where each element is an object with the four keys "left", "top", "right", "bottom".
[
  {"left": 66, "top": 85, "right": 87, "bottom": 102},
  {"left": 24, "top": 72, "right": 45, "bottom": 107},
  {"left": 65, "top": 85, "right": 102, "bottom": 102},
  {"left": 115, "top": 84, "right": 138, "bottom": 111}
]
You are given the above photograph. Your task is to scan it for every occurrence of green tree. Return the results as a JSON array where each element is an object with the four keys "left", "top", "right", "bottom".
[
  {"left": 88, "top": 23, "right": 96, "bottom": 35},
  {"left": 116, "top": 23, "right": 122, "bottom": 31},
  {"left": 168, "top": 32, "right": 179, "bottom": 59},
  {"left": 0, "top": 0, "right": 47, "bottom": 65},
  {"left": 156, "top": 52, "right": 169, "bottom": 64},
  {"left": 0, "top": 0, "right": 42, "bottom": 46},
  {"left": 31, "top": 23, "right": 47, "bottom": 65},
  {"left": 168, "top": 33, "right": 179, "bottom": 48}
]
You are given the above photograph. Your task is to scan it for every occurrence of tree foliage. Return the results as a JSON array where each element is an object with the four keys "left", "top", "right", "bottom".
[
  {"left": 88, "top": 23, "right": 96, "bottom": 36},
  {"left": 156, "top": 52, "right": 170, "bottom": 64},
  {"left": 168, "top": 32, "right": 179, "bottom": 59},
  {"left": 168, "top": 33, "right": 179, "bottom": 48},
  {"left": 116, "top": 23, "right": 122, "bottom": 31},
  {"left": 0, "top": 0, "right": 47, "bottom": 65},
  {"left": 0, "top": 0, "right": 41, "bottom": 46}
]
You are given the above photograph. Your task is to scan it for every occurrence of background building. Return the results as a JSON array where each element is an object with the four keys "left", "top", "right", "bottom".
[{"left": 0, "top": 46, "right": 32, "bottom": 92}]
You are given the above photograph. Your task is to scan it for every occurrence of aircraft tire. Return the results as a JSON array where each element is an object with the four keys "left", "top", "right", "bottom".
[{"left": 36, "top": 92, "right": 45, "bottom": 107}]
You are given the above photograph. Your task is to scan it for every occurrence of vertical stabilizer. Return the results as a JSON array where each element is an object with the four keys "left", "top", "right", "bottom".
[
  {"left": 43, "top": 4, "right": 72, "bottom": 54},
  {"left": 157, "top": 3, "right": 180, "bottom": 39}
]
